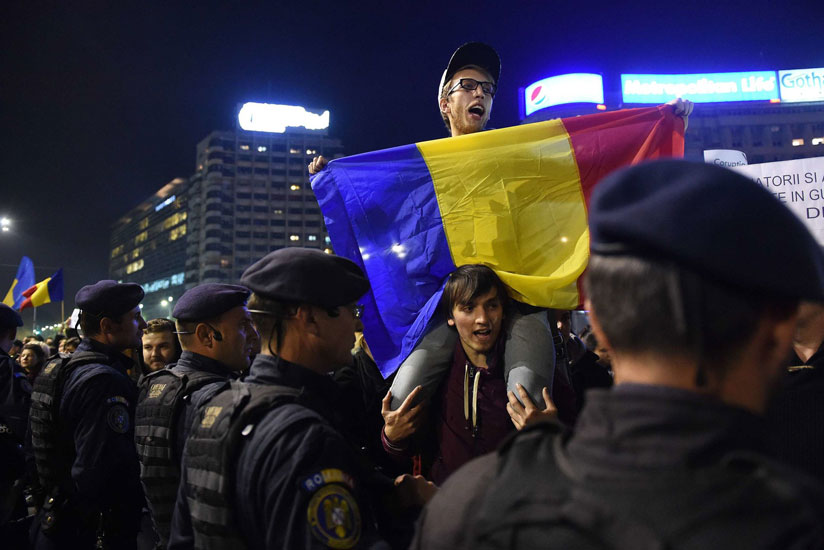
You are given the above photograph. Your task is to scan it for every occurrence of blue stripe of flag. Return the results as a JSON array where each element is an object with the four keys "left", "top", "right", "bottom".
[{"left": 312, "top": 144, "right": 455, "bottom": 376}]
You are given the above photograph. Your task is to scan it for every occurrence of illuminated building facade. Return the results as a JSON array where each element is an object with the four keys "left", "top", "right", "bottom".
[
  {"left": 110, "top": 104, "right": 344, "bottom": 308},
  {"left": 109, "top": 177, "right": 188, "bottom": 320},
  {"left": 185, "top": 104, "right": 343, "bottom": 285},
  {"left": 520, "top": 67, "right": 824, "bottom": 164}
]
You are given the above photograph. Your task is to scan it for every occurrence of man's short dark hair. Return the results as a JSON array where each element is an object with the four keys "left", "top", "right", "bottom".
[
  {"left": 584, "top": 254, "right": 798, "bottom": 368},
  {"left": 442, "top": 264, "right": 510, "bottom": 319},
  {"left": 80, "top": 309, "right": 134, "bottom": 338},
  {"left": 79, "top": 311, "right": 103, "bottom": 337},
  {"left": 63, "top": 337, "right": 80, "bottom": 352},
  {"left": 247, "top": 293, "right": 298, "bottom": 353},
  {"left": 145, "top": 318, "right": 175, "bottom": 335},
  {"left": 144, "top": 318, "right": 182, "bottom": 357}
]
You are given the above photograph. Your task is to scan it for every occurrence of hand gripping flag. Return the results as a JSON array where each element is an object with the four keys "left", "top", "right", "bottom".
[
  {"left": 19, "top": 269, "right": 64, "bottom": 311},
  {"left": 311, "top": 105, "right": 684, "bottom": 376},
  {"left": 2, "top": 256, "right": 36, "bottom": 310}
]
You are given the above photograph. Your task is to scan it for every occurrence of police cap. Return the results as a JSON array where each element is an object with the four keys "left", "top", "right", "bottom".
[
  {"left": 241, "top": 248, "right": 369, "bottom": 308},
  {"left": 173, "top": 283, "right": 251, "bottom": 321},
  {"left": 0, "top": 303, "right": 23, "bottom": 329},
  {"left": 589, "top": 159, "right": 824, "bottom": 301},
  {"left": 75, "top": 280, "right": 145, "bottom": 317}
]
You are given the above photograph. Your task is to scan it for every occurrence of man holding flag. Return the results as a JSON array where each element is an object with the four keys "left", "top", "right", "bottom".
[{"left": 306, "top": 43, "right": 694, "bottom": 471}]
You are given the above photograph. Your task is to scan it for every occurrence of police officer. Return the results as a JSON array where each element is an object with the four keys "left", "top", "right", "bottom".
[
  {"left": 170, "top": 248, "right": 435, "bottom": 550},
  {"left": 136, "top": 283, "right": 256, "bottom": 548},
  {"left": 413, "top": 160, "right": 824, "bottom": 549},
  {"left": 30, "top": 280, "right": 147, "bottom": 549},
  {"left": 0, "top": 303, "right": 30, "bottom": 545}
]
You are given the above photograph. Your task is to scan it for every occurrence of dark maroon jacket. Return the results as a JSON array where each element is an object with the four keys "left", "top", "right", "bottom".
[
  {"left": 381, "top": 335, "right": 513, "bottom": 485},
  {"left": 428, "top": 338, "right": 513, "bottom": 484}
]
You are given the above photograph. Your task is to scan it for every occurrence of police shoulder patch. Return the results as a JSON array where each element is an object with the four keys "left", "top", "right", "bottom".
[
  {"left": 106, "top": 404, "right": 130, "bottom": 434},
  {"left": 306, "top": 484, "right": 361, "bottom": 549}
]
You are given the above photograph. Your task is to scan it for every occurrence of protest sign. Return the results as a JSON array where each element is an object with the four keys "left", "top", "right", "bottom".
[{"left": 733, "top": 156, "right": 824, "bottom": 244}]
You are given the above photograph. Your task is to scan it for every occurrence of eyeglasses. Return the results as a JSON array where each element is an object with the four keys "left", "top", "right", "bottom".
[
  {"left": 327, "top": 304, "right": 364, "bottom": 319},
  {"left": 447, "top": 78, "right": 496, "bottom": 97}
]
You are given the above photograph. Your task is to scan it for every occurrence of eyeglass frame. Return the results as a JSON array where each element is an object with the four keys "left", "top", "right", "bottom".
[
  {"left": 250, "top": 304, "right": 364, "bottom": 319},
  {"left": 447, "top": 78, "right": 497, "bottom": 97}
]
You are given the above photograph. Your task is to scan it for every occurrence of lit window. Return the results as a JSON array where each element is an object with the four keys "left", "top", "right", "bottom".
[
  {"left": 170, "top": 225, "right": 187, "bottom": 241},
  {"left": 134, "top": 231, "right": 148, "bottom": 245},
  {"left": 307, "top": 235, "right": 317, "bottom": 241},
  {"left": 111, "top": 245, "right": 124, "bottom": 258},
  {"left": 290, "top": 185, "right": 300, "bottom": 191},
  {"left": 131, "top": 248, "right": 141, "bottom": 259},
  {"left": 306, "top": 148, "right": 317, "bottom": 155},
  {"left": 325, "top": 236, "right": 331, "bottom": 244},
  {"left": 257, "top": 146, "right": 267, "bottom": 152},
  {"left": 126, "top": 259, "right": 144, "bottom": 274},
  {"left": 290, "top": 235, "right": 300, "bottom": 241},
  {"left": 273, "top": 209, "right": 283, "bottom": 214},
  {"left": 813, "top": 137, "right": 824, "bottom": 146},
  {"left": 289, "top": 148, "right": 300, "bottom": 154},
  {"left": 324, "top": 248, "right": 333, "bottom": 254},
  {"left": 139, "top": 218, "right": 149, "bottom": 230},
  {"left": 792, "top": 138, "right": 804, "bottom": 147},
  {"left": 220, "top": 259, "right": 231, "bottom": 268},
  {"left": 240, "top": 144, "right": 250, "bottom": 151}
]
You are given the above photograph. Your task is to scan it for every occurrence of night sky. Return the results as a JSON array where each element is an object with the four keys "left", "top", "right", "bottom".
[{"left": 2, "top": 1, "right": 821, "bottom": 329}]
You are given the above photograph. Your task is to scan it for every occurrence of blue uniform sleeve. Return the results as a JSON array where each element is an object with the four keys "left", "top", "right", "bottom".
[
  {"left": 235, "top": 404, "right": 385, "bottom": 549},
  {"left": 61, "top": 368, "right": 143, "bottom": 535}
]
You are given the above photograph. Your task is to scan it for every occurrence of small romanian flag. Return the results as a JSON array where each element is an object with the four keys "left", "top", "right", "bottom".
[
  {"left": 2, "top": 256, "right": 36, "bottom": 310},
  {"left": 312, "top": 105, "right": 684, "bottom": 375},
  {"left": 20, "top": 269, "right": 64, "bottom": 311}
]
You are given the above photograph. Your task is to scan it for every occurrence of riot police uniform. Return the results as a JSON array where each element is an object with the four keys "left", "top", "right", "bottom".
[
  {"left": 29, "top": 281, "right": 146, "bottom": 549},
  {"left": 135, "top": 283, "right": 250, "bottom": 547},
  {"left": 0, "top": 304, "right": 30, "bottom": 546},
  {"left": 171, "top": 248, "right": 395, "bottom": 550}
]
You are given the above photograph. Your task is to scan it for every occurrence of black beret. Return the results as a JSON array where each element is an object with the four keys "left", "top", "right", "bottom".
[
  {"left": 589, "top": 160, "right": 824, "bottom": 301},
  {"left": 0, "top": 303, "right": 23, "bottom": 329},
  {"left": 241, "top": 248, "right": 369, "bottom": 308},
  {"left": 75, "top": 280, "right": 145, "bottom": 317},
  {"left": 173, "top": 283, "right": 250, "bottom": 321}
]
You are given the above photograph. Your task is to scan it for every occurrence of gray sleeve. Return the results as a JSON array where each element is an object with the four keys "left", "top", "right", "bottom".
[
  {"left": 504, "top": 310, "right": 555, "bottom": 406},
  {"left": 389, "top": 320, "right": 456, "bottom": 410}
]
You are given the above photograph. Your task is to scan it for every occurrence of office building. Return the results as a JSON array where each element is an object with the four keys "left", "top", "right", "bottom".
[{"left": 109, "top": 178, "right": 188, "bottom": 320}]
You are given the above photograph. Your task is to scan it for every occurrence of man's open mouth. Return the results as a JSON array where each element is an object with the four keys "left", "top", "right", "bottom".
[{"left": 468, "top": 105, "right": 485, "bottom": 117}]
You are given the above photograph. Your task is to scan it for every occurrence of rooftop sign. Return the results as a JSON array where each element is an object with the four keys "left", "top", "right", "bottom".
[
  {"left": 779, "top": 67, "right": 824, "bottom": 103},
  {"left": 237, "top": 103, "right": 330, "bottom": 133},
  {"left": 523, "top": 73, "right": 604, "bottom": 116},
  {"left": 621, "top": 71, "right": 778, "bottom": 104}
]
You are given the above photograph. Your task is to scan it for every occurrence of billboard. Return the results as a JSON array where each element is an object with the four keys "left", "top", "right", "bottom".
[
  {"left": 523, "top": 73, "right": 604, "bottom": 117},
  {"left": 621, "top": 71, "right": 778, "bottom": 104},
  {"left": 237, "top": 103, "right": 330, "bottom": 133},
  {"left": 779, "top": 67, "right": 824, "bottom": 103}
]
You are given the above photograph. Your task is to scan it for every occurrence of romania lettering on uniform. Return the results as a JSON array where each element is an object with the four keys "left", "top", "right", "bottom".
[{"left": 302, "top": 468, "right": 355, "bottom": 492}]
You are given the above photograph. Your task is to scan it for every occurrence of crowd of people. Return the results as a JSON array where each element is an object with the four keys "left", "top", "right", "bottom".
[{"left": 2, "top": 41, "right": 824, "bottom": 549}]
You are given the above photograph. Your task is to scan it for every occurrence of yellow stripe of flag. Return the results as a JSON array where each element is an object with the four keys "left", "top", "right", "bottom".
[
  {"left": 29, "top": 276, "right": 53, "bottom": 307},
  {"left": 416, "top": 119, "right": 588, "bottom": 308}
]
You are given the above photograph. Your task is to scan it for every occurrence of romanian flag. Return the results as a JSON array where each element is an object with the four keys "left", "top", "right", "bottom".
[
  {"left": 2, "top": 256, "right": 36, "bottom": 310},
  {"left": 312, "top": 106, "right": 684, "bottom": 375},
  {"left": 20, "top": 269, "right": 64, "bottom": 311}
]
